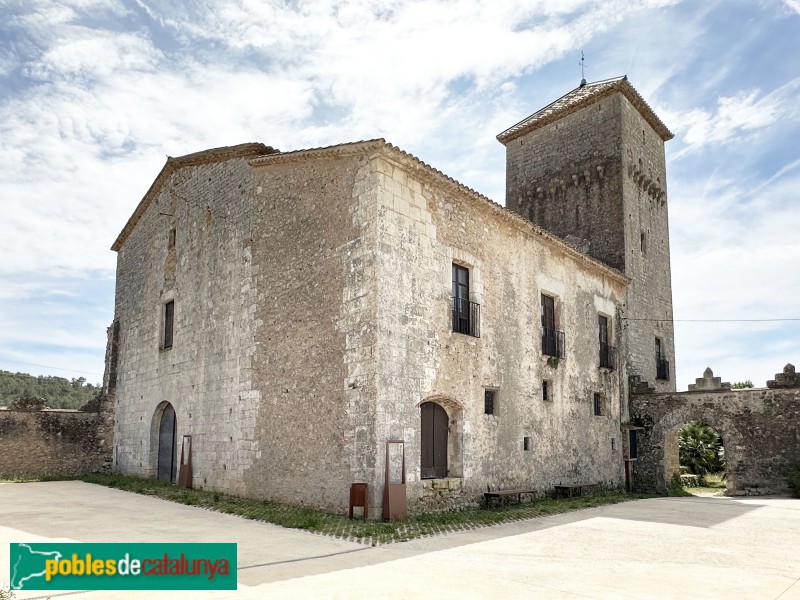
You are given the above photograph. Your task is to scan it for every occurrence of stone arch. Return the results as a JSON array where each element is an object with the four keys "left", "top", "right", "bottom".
[
  {"left": 636, "top": 402, "right": 743, "bottom": 495},
  {"left": 149, "top": 401, "right": 177, "bottom": 483},
  {"left": 417, "top": 394, "right": 464, "bottom": 478}
]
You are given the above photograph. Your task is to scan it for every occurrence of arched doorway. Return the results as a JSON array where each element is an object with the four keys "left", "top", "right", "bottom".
[
  {"left": 420, "top": 402, "right": 448, "bottom": 479},
  {"left": 666, "top": 420, "right": 727, "bottom": 494},
  {"left": 157, "top": 403, "right": 177, "bottom": 483}
]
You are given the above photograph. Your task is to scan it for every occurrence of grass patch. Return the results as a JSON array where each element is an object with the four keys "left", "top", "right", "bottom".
[
  {"left": 686, "top": 472, "right": 727, "bottom": 496},
  {"left": 0, "top": 476, "right": 40, "bottom": 484},
  {"left": 80, "top": 473, "right": 653, "bottom": 545},
  {"left": 668, "top": 472, "right": 727, "bottom": 497}
]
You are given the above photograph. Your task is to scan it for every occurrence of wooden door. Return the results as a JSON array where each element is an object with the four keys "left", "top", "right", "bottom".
[
  {"left": 157, "top": 404, "right": 177, "bottom": 483},
  {"left": 420, "top": 402, "right": 448, "bottom": 479}
]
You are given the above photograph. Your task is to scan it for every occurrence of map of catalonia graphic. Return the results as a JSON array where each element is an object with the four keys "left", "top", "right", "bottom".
[{"left": 10, "top": 544, "right": 62, "bottom": 590}]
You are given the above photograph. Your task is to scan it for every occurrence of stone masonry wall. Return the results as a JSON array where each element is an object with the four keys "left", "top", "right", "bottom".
[
  {"left": 245, "top": 149, "right": 376, "bottom": 511},
  {"left": 369, "top": 148, "right": 629, "bottom": 512},
  {"left": 113, "top": 148, "right": 269, "bottom": 494},
  {"left": 0, "top": 407, "right": 113, "bottom": 477},
  {"left": 504, "top": 93, "right": 626, "bottom": 271},
  {"left": 503, "top": 90, "right": 676, "bottom": 403},
  {"left": 631, "top": 367, "right": 800, "bottom": 495},
  {"left": 618, "top": 96, "right": 676, "bottom": 396}
]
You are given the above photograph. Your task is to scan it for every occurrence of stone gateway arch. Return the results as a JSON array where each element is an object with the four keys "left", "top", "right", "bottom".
[{"left": 630, "top": 365, "right": 800, "bottom": 496}]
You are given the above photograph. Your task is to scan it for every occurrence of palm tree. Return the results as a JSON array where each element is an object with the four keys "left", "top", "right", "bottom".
[{"left": 679, "top": 421, "right": 724, "bottom": 475}]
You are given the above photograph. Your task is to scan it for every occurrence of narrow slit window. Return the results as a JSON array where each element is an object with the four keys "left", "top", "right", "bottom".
[{"left": 163, "top": 300, "right": 174, "bottom": 350}]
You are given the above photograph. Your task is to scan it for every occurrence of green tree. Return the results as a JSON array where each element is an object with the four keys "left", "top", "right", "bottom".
[
  {"left": 679, "top": 421, "right": 725, "bottom": 475},
  {"left": 731, "top": 380, "right": 754, "bottom": 389},
  {"left": 0, "top": 370, "right": 100, "bottom": 409}
]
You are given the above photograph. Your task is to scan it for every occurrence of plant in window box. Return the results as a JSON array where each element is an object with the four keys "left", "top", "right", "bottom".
[{"left": 547, "top": 356, "right": 560, "bottom": 369}]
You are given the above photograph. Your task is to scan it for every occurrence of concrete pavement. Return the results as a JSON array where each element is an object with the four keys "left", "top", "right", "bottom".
[{"left": 1, "top": 481, "right": 798, "bottom": 599}]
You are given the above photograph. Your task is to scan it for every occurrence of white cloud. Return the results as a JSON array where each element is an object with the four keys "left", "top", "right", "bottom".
[
  {"left": 668, "top": 77, "right": 800, "bottom": 155},
  {"left": 0, "top": 0, "right": 797, "bottom": 386},
  {"left": 669, "top": 161, "right": 800, "bottom": 388},
  {"left": 783, "top": 0, "right": 800, "bottom": 14}
]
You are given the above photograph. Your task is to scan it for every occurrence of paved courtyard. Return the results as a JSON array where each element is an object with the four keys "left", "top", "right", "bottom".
[{"left": 1, "top": 481, "right": 798, "bottom": 599}]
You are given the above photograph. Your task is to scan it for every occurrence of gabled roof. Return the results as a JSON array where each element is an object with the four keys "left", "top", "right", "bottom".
[
  {"left": 111, "top": 143, "right": 278, "bottom": 251},
  {"left": 497, "top": 76, "right": 673, "bottom": 144}
]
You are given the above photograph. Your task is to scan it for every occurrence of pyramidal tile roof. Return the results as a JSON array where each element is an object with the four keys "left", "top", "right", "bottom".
[{"left": 497, "top": 76, "right": 673, "bottom": 144}]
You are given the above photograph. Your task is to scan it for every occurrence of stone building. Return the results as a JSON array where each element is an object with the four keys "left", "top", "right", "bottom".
[{"left": 109, "top": 76, "right": 676, "bottom": 514}]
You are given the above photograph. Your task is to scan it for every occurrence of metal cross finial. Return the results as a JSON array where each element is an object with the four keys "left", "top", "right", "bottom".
[{"left": 579, "top": 51, "right": 587, "bottom": 86}]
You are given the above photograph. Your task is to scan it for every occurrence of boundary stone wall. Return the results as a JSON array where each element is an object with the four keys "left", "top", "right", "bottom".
[
  {"left": 0, "top": 403, "right": 113, "bottom": 478},
  {"left": 630, "top": 366, "right": 800, "bottom": 495}
]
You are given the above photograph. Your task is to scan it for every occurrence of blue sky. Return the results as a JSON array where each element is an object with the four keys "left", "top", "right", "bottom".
[{"left": 0, "top": 0, "right": 798, "bottom": 389}]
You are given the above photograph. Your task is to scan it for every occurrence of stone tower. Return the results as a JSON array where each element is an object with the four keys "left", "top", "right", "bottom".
[{"left": 497, "top": 76, "right": 676, "bottom": 393}]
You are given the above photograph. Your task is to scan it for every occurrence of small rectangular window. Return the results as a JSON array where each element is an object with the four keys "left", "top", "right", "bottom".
[
  {"left": 640, "top": 231, "right": 646, "bottom": 253},
  {"left": 484, "top": 389, "right": 496, "bottom": 415},
  {"left": 542, "top": 380, "right": 549, "bottom": 402},
  {"left": 168, "top": 228, "right": 176, "bottom": 249},
  {"left": 163, "top": 300, "right": 174, "bottom": 349},
  {"left": 593, "top": 392, "right": 602, "bottom": 416},
  {"left": 523, "top": 436, "right": 531, "bottom": 451}
]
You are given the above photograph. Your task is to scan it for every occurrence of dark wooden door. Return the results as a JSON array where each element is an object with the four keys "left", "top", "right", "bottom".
[
  {"left": 157, "top": 404, "right": 177, "bottom": 483},
  {"left": 420, "top": 402, "right": 448, "bottom": 479}
]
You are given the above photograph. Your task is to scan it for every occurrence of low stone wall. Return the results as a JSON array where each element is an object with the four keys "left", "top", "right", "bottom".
[
  {"left": 630, "top": 366, "right": 800, "bottom": 496},
  {"left": 409, "top": 478, "right": 475, "bottom": 513},
  {"left": 0, "top": 404, "right": 113, "bottom": 478}
]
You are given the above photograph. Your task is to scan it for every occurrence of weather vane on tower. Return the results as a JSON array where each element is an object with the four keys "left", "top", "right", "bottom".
[{"left": 580, "top": 51, "right": 587, "bottom": 86}]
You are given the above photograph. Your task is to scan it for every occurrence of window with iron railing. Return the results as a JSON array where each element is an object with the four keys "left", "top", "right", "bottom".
[
  {"left": 599, "top": 342, "right": 616, "bottom": 370},
  {"left": 452, "top": 263, "right": 480, "bottom": 337},
  {"left": 452, "top": 297, "right": 481, "bottom": 337},
  {"left": 540, "top": 294, "right": 564, "bottom": 357},
  {"left": 541, "top": 327, "right": 565, "bottom": 358},
  {"left": 598, "top": 315, "right": 615, "bottom": 369}
]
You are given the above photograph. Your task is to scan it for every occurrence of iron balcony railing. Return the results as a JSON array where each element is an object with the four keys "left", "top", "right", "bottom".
[
  {"left": 599, "top": 342, "right": 616, "bottom": 370},
  {"left": 541, "top": 327, "right": 565, "bottom": 358},
  {"left": 451, "top": 297, "right": 480, "bottom": 337},
  {"left": 656, "top": 355, "right": 670, "bottom": 380}
]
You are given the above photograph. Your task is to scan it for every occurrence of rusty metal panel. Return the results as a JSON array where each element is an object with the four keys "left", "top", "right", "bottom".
[
  {"left": 178, "top": 434, "right": 192, "bottom": 488},
  {"left": 383, "top": 440, "right": 406, "bottom": 521},
  {"left": 349, "top": 483, "right": 368, "bottom": 520}
]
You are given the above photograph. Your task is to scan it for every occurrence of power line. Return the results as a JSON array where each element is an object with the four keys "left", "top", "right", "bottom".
[
  {"left": 0, "top": 359, "right": 103, "bottom": 377},
  {"left": 622, "top": 317, "right": 800, "bottom": 323}
]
